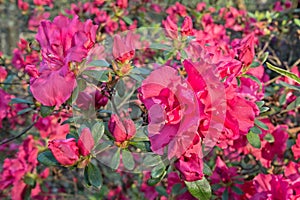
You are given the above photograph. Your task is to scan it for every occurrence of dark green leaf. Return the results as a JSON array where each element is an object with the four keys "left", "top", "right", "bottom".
[
  {"left": 92, "top": 122, "right": 104, "bottom": 144},
  {"left": 171, "top": 183, "right": 183, "bottom": 195},
  {"left": 130, "top": 67, "right": 151, "bottom": 75},
  {"left": 11, "top": 98, "right": 33, "bottom": 104},
  {"left": 88, "top": 60, "right": 110, "bottom": 67},
  {"left": 24, "top": 175, "right": 36, "bottom": 187},
  {"left": 156, "top": 186, "right": 168, "bottom": 197},
  {"left": 185, "top": 177, "right": 212, "bottom": 200},
  {"left": 40, "top": 105, "right": 55, "bottom": 118},
  {"left": 247, "top": 131, "right": 261, "bottom": 148},
  {"left": 222, "top": 188, "right": 229, "bottom": 200},
  {"left": 37, "top": 150, "right": 60, "bottom": 166},
  {"left": 266, "top": 63, "right": 300, "bottom": 84},
  {"left": 86, "top": 162, "right": 103, "bottom": 189},
  {"left": 232, "top": 186, "right": 243, "bottom": 195},
  {"left": 110, "top": 148, "right": 120, "bottom": 170},
  {"left": 17, "top": 107, "right": 33, "bottom": 115},
  {"left": 84, "top": 165, "right": 92, "bottom": 187},
  {"left": 122, "top": 150, "right": 135, "bottom": 170},
  {"left": 129, "top": 141, "right": 151, "bottom": 152},
  {"left": 254, "top": 119, "right": 269, "bottom": 130},
  {"left": 82, "top": 70, "right": 109, "bottom": 82}
]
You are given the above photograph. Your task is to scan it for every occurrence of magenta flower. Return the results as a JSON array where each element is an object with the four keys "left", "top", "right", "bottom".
[
  {"left": 29, "top": 15, "right": 98, "bottom": 107},
  {"left": 139, "top": 66, "right": 200, "bottom": 159},
  {"left": 0, "top": 89, "right": 11, "bottom": 128},
  {"left": 292, "top": 134, "right": 300, "bottom": 160},
  {"left": 175, "top": 134, "right": 203, "bottom": 181},
  {"left": 112, "top": 32, "right": 137, "bottom": 64},
  {"left": 48, "top": 138, "right": 80, "bottom": 166}
]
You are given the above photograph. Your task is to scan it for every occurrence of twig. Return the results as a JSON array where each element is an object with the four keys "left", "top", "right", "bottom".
[
  {"left": 291, "top": 58, "right": 300, "bottom": 68},
  {"left": 0, "top": 121, "right": 37, "bottom": 145}
]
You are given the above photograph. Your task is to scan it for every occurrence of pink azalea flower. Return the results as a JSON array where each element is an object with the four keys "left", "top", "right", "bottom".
[
  {"left": 0, "top": 89, "right": 11, "bottom": 128},
  {"left": 175, "top": 134, "right": 203, "bottom": 181},
  {"left": 235, "top": 33, "right": 256, "bottom": 67},
  {"left": 139, "top": 66, "right": 200, "bottom": 159},
  {"left": 48, "top": 138, "right": 80, "bottom": 166},
  {"left": 34, "top": 112, "right": 70, "bottom": 140},
  {"left": 292, "top": 134, "right": 300, "bottom": 160},
  {"left": 0, "top": 66, "right": 7, "bottom": 82},
  {"left": 29, "top": 15, "right": 98, "bottom": 107}
]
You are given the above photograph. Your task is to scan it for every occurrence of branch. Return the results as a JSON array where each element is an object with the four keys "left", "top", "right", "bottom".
[{"left": 0, "top": 121, "right": 37, "bottom": 146}]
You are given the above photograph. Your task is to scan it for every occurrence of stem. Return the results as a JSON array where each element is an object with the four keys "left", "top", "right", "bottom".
[{"left": 0, "top": 119, "right": 37, "bottom": 145}]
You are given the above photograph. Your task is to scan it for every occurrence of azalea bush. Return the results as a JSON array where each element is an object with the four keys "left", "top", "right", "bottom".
[{"left": 0, "top": 0, "right": 300, "bottom": 199}]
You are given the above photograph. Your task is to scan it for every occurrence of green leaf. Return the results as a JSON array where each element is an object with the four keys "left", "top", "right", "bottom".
[
  {"left": 122, "top": 16, "right": 133, "bottom": 25},
  {"left": 222, "top": 188, "right": 229, "bottom": 200},
  {"left": 86, "top": 162, "right": 103, "bottom": 189},
  {"left": 279, "top": 81, "right": 300, "bottom": 91},
  {"left": 294, "top": 18, "right": 300, "bottom": 27},
  {"left": 279, "top": 93, "right": 287, "bottom": 105},
  {"left": 88, "top": 60, "right": 110, "bottom": 67},
  {"left": 116, "top": 79, "right": 125, "bottom": 97},
  {"left": 172, "top": 183, "right": 183, "bottom": 195},
  {"left": 40, "top": 105, "right": 55, "bottom": 118},
  {"left": 143, "top": 154, "right": 163, "bottom": 167},
  {"left": 185, "top": 177, "right": 212, "bottom": 200},
  {"left": 266, "top": 63, "right": 300, "bottom": 84},
  {"left": 129, "top": 141, "right": 151, "bottom": 152},
  {"left": 203, "top": 163, "right": 212, "bottom": 176},
  {"left": 247, "top": 131, "right": 261, "bottom": 148},
  {"left": 180, "top": 49, "right": 188, "bottom": 60},
  {"left": 260, "top": 52, "right": 269, "bottom": 64},
  {"left": 122, "top": 150, "right": 135, "bottom": 170},
  {"left": 24, "top": 175, "right": 36, "bottom": 187},
  {"left": 250, "top": 126, "right": 262, "bottom": 134},
  {"left": 37, "top": 150, "right": 60, "bottom": 166},
  {"left": 232, "top": 186, "right": 243, "bottom": 195},
  {"left": 149, "top": 43, "right": 172, "bottom": 51},
  {"left": 17, "top": 107, "right": 33, "bottom": 115},
  {"left": 77, "top": 78, "right": 87, "bottom": 91},
  {"left": 254, "top": 119, "right": 269, "bottom": 130},
  {"left": 11, "top": 98, "right": 33, "bottom": 104},
  {"left": 249, "top": 61, "right": 260, "bottom": 68},
  {"left": 92, "top": 122, "right": 104, "bottom": 144},
  {"left": 151, "top": 164, "right": 166, "bottom": 179},
  {"left": 255, "top": 101, "right": 265, "bottom": 108},
  {"left": 264, "top": 133, "right": 275, "bottom": 143},
  {"left": 286, "top": 97, "right": 300, "bottom": 111},
  {"left": 259, "top": 106, "right": 269, "bottom": 113},
  {"left": 84, "top": 166, "right": 92, "bottom": 187},
  {"left": 110, "top": 148, "right": 120, "bottom": 170},
  {"left": 81, "top": 70, "right": 109, "bottom": 82},
  {"left": 130, "top": 67, "right": 151, "bottom": 75},
  {"left": 156, "top": 186, "right": 168, "bottom": 197}
]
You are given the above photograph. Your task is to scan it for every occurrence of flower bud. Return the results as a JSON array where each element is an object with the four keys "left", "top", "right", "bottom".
[
  {"left": 78, "top": 128, "right": 95, "bottom": 156},
  {"left": 108, "top": 114, "right": 136, "bottom": 143},
  {"left": 48, "top": 138, "right": 79, "bottom": 166}
]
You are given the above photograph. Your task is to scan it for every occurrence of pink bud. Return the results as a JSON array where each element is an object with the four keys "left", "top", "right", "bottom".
[
  {"left": 48, "top": 138, "right": 79, "bottom": 166},
  {"left": 112, "top": 33, "right": 135, "bottom": 64},
  {"left": 162, "top": 16, "right": 178, "bottom": 39},
  {"left": 108, "top": 114, "right": 136, "bottom": 143},
  {"left": 78, "top": 128, "right": 95, "bottom": 156},
  {"left": 181, "top": 16, "right": 194, "bottom": 37}
]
